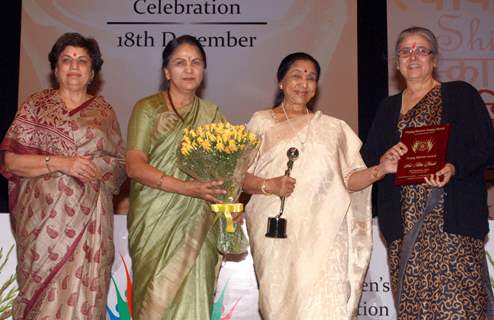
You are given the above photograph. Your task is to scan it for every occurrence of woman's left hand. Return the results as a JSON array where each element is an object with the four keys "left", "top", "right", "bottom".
[{"left": 423, "top": 163, "right": 455, "bottom": 187}]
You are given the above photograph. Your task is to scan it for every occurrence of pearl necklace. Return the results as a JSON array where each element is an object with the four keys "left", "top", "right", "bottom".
[{"left": 281, "top": 102, "right": 312, "bottom": 153}]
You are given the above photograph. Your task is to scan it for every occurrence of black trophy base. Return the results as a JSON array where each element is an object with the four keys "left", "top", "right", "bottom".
[{"left": 265, "top": 217, "right": 287, "bottom": 238}]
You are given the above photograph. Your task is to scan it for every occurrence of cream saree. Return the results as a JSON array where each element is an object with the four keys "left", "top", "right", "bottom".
[
  {"left": 245, "top": 110, "right": 372, "bottom": 320},
  {"left": 127, "top": 92, "right": 224, "bottom": 320},
  {"left": 0, "top": 89, "right": 126, "bottom": 320}
]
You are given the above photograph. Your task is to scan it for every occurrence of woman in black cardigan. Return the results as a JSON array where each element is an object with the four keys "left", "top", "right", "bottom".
[{"left": 362, "top": 26, "right": 494, "bottom": 319}]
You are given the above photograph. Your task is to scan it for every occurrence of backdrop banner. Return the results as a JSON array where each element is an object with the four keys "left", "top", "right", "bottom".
[
  {"left": 19, "top": 0, "right": 358, "bottom": 133},
  {"left": 387, "top": 0, "right": 494, "bottom": 105}
]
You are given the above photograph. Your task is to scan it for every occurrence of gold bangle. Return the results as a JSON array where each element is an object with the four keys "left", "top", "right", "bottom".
[
  {"left": 157, "top": 172, "right": 166, "bottom": 190},
  {"left": 260, "top": 179, "right": 271, "bottom": 195},
  {"left": 371, "top": 165, "right": 380, "bottom": 180},
  {"left": 45, "top": 156, "right": 52, "bottom": 173}
]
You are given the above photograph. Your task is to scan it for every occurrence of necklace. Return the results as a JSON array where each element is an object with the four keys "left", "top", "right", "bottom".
[
  {"left": 281, "top": 102, "right": 312, "bottom": 153},
  {"left": 167, "top": 90, "right": 185, "bottom": 122}
]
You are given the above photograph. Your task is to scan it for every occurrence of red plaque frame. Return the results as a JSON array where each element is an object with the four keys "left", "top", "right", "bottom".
[{"left": 395, "top": 124, "right": 450, "bottom": 185}]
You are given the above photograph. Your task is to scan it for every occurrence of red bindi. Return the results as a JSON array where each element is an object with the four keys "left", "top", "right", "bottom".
[{"left": 412, "top": 42, "right": 416, "bottom": 49}]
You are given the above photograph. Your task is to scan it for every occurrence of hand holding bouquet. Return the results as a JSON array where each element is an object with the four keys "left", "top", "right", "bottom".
[{"left": 178, "top": 122, "right": 259, "bottom": 254}]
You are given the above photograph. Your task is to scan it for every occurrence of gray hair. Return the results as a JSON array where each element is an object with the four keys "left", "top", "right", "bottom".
[{"left": 395, "top": 26, "right": 439, "bottom": 57}]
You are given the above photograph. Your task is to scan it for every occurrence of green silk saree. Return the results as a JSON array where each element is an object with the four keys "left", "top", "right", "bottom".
[{"left": 127, "top": 92, "right": 224, "bottom": 320}]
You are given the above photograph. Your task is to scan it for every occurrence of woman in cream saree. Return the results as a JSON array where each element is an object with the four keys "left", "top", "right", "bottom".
[
  {"left": 245, "top": 110, "right": 372, "bottom": 320},
  {"left": 243, "top": 52, "right": 385, "bottom": 320}
]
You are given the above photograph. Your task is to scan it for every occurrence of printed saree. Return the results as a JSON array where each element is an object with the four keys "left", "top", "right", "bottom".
[
  {"left": 0, "top": 89, "right": 126, "bottom": 320},
  {"left": 245, "top": 110, "right": 372, "bottom": 320},
  {"left": 127, "top": 92, "right": 224, "bottom": 320}
]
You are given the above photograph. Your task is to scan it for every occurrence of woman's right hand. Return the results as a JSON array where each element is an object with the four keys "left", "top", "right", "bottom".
[
  {"left": 265, "top": 176, "right": 296, "bottom": 197},
  {"left": 379, "top": 142, "right": 408, "bottom": 174},
  {"left": 184, "top": 179, "right": 226, "bottom": 203},
  {"left": 58, "top": 155, "right": 101, "bottom": 182}
]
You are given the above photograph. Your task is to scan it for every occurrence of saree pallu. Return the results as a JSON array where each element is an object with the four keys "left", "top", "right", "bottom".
[
  {"left": 0, "top": 89, "right": 126, "bottom": 320},
  {"left": 127, "top": 93, "right": 224, "bottom": 320},
  {"left": 245, "top": 110, "right": 372, "bottom": 320}
]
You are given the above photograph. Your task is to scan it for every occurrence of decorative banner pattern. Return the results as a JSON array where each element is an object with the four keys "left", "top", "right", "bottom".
[
  {"left": 387, "top": 0, "right": 494, "bottom": 102},
  {"left": 4, "top": 215, "right": 494, "bottom": 319}
]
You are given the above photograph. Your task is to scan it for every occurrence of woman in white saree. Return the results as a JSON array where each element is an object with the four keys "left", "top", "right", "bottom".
[{"left": 243, "top": 52, "right": 394, "bottom": 320}]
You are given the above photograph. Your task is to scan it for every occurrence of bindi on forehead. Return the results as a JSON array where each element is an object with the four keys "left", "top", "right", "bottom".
[
  {"left": 174, "top": 56, "right": 200, "bottom": 62},
  {"left": 412, "top": 42, "right": 417, "bottom": 49}
]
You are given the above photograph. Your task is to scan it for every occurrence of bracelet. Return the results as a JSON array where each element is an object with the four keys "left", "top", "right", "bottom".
[
  {"left": 157, "top": 172, "right": 166, "bottom": 190},
  {"left": 45, "top": 156, "right": 52, "bottom": 173},
  {"left": 260, "top": 179, "right": 271, "bottom": 195},
  {"left": 371, "top": 165, "right": 381, "bottom": 180}
]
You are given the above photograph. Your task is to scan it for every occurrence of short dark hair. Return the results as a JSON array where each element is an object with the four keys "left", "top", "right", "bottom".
[
  {"left": 48, "top": 32, "right": 103, "bottom": 75},
  {"left": 162, "top": 34, "right": 207, "bottom": 69},
  {"left": 274, "top": 52, "right": 321, "bottom": 109}
]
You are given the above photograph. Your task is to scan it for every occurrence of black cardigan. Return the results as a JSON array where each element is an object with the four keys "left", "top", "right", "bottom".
[{"left": 362, "top": 81, "right": 494, "bottom": 243}]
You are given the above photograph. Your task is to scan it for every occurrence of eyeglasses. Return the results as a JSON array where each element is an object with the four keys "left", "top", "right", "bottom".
[{"left": 396, "top": 46, "right": 434, "bottom": 58}]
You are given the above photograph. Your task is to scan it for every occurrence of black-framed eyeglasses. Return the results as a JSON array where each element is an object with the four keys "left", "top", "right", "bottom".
[{"left": 396, "top": 46, "right": 434, "bottom": 58}]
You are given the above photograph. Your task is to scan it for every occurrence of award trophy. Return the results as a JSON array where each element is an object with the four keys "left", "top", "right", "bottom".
[{"left": 265, "top": 147, "right": 299, "bottom": 239}]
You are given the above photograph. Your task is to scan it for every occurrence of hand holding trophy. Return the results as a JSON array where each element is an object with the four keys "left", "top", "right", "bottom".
[{"left": 265, "top": 147, "right": 299, "bottom": 238}]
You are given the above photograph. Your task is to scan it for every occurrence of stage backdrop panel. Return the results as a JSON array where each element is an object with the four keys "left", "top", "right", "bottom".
[{"left": 19, "top": 0, "right": 358, "bottom": 134}]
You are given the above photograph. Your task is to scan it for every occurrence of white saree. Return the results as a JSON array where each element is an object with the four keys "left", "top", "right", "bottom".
[{"left": 245, "top": 110, "right": 372, "bottom": 320}]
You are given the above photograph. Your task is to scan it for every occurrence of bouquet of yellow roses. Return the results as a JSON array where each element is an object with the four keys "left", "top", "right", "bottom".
[{"left": 178, "top": 122, "right": 259, "bottom": 254}]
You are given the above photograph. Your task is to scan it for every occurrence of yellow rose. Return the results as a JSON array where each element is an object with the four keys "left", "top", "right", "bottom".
[
  {"left": 200, "top": 140, "right": 211, "bottom": 151},
  {"left": 181, "top": 144, "right": 192, "bottom": 156},
  {"left": 216, "top": 142, "right": 225, "bottom": 152},
  {"left": 248, "top": 133, "right": 258, "bottom": 144},
  {"left": 222, "top": 133, "right": 230, "bottom": 144},
  {"left": 228, "top": 140, "right": 238, "bottom": 152}
]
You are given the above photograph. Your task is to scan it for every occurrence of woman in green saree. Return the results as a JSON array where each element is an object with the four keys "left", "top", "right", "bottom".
[{"left": 126, "top": 35, "right": 226, "bottom": 320}]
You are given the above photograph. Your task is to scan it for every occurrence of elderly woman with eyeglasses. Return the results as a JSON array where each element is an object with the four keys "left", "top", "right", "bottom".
[{"left": 361, "top": 26, "right": 494, "bottom": 319}]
